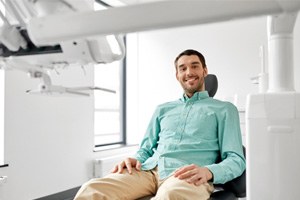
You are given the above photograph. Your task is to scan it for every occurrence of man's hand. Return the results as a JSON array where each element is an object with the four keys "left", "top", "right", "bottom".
[
  {"left": 111, "top": 157, "right": 142, "bottom": 174},
  {"left": 174, "top": 164, "right": 213, "bottom": 186}
]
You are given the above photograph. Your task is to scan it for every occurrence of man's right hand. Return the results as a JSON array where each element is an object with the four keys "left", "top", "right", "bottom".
[{"left": 111, "top": 157, "right": 142, "bottom": 174}]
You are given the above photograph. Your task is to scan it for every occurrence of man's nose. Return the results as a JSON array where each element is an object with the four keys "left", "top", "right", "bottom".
[{"left": 186, "top": 67, "right": 193, "bottom": 75}]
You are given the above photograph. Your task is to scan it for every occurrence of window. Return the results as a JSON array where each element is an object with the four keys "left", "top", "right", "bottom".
[
  {"left": 94, "top": 0, "right": 126, "bottom": 147},
  {"left": 94, "top": 60, "right": 126, "bottom": 147}
]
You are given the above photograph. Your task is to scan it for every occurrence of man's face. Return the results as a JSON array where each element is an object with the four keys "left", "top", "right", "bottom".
[{"left": 176, "top": 55, "right": 207, "bottom": 97}]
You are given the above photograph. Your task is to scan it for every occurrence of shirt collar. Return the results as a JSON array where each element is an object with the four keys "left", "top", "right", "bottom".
[{"left": 181, "top": 91, "right": 210, "bottom": 103}]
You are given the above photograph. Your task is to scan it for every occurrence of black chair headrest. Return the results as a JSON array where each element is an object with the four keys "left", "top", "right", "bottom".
[{"left": 204, "top": 74, "right": 218, "bottom": 97}]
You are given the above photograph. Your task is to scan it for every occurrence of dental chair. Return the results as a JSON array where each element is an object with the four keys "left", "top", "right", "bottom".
[
  {"left": 137, "top": 74, "right": 246, "bottom": 200},
  {"left": 205, "top": 74, "right": 246, "bottom": 199}
]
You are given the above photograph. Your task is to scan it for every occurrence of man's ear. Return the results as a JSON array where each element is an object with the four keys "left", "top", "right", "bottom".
[{"left": 204, "top": 67, "right": 208, "bottom": 77}]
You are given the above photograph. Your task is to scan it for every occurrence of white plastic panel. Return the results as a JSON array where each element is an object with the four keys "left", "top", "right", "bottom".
[{"left": 246, "top": 92, "right": 300, "bottom": 200}]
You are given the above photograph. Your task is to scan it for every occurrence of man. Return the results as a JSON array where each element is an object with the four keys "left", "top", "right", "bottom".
[{"left": 75, "top": 49, "right": 246, "bottom": 200}]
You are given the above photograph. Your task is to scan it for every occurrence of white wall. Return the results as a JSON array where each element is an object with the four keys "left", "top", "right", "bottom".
[
  {"left": 0, "top": 66, "right": 92, "bottom": 200},
  {"left": 127, "top": 15, "right": 300, "bottom": 145},
  {"left": 0, "top": 66, "right": 137, "bottom": 200}
]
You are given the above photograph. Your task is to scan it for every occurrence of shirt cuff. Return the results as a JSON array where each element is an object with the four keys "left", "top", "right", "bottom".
[{"left": 205, "top": 164, "right": 226, "bottom": 184}]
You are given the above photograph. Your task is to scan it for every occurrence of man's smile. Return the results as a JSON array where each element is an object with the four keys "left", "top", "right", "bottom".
[{"left": 185, "top": 76, "right": 199, "bottom": 84}]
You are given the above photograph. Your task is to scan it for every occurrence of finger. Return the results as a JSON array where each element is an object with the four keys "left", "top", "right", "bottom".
[
  {"left": 187, "top": 174, "right": 202, "bottom": 184},
  {"left": 111, "top": 165, "right": 118, "bottom": 173},
  {"left": 186, "top": 174, "right": 197, "bottom": 183},
  {"left": 194, "top": 177, "right": 207, "bottom": 186},
  {"left": 136, "top": 160, "right": 142, "bottom": 171},
  {"left": 125, "top": 161, "right": 133, "bottom": 174},
  {"left": 174, "top": 167, "right": 189, "bottom": 177},
  {"left": 117, "top": 162, "right": 125, "bottom": 173},
  {"left": 178, "top": 169, "right": 197, "bottom": 180},
  {"left": 175, "top": 166, "right": 197, "bottom": 179},
  {"left": 174, "top": 165, "right": 196, "bottom": 177}
]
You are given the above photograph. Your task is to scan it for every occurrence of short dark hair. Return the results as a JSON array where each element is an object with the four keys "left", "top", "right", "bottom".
[{"left": 174, "top": 49, "right": 207, "bottom": 68}]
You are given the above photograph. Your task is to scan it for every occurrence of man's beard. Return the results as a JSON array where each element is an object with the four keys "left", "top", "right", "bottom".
[{"left": 182, "top": 79, "right": 204, "bottom": 95}]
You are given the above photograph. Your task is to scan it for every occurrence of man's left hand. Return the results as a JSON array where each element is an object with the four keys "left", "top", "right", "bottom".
[{"left": 174, "top": 164, "right": 213, "bottom": 186}]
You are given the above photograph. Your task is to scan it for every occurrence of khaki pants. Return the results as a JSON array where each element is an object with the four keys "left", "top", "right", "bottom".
[{"left": 74, "top": 168, "right": 214, "bottom": 200}]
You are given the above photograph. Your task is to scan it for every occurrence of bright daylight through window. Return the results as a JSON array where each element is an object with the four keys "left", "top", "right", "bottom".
[
  {"left": 94, "top": 60, "right": 124, "bottom": 147},
  {"left": 94, "top": 1, "right": 126, "bottom": 147}
]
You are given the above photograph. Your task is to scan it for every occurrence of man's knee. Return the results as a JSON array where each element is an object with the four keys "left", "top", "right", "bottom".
[
  {"left": 154, "top": 178, "right": 188, "bottom": 199},
  {"left": 154, "top": 177, "right": 212, "bottom": 200},
  {"left": 75, "top": 171, "right": 156, "bottom": 200},
  {"left": 155, "top": 187, "right": 183, "bottom": 199},
  {"left": 74, "top": 179, "right": 108, "bottom": 200}
]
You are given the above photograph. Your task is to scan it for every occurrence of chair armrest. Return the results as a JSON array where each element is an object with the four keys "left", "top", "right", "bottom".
[
  {"left": 213, "top": 146, "right": 246, "bottom": 198},
  {"left": 223, "top": 169, "right": 246, "bottom": 198}
]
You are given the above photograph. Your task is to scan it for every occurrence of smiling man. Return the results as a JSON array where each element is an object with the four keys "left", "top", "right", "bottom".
[
  {"left": 75, "top": 49, "right": 245, "bottom": 200},
  {"left": 175, "top": 50, "right": 207, "bottom": 97}
]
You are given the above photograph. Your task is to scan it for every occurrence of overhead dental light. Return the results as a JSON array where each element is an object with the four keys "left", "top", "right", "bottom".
[{"left": 0, "top": 0, "right": 124, "bottom": 96}]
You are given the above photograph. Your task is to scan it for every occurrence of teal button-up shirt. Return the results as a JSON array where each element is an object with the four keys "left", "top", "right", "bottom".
[{"left": 134, "top": 91, "right": 245, "bottom": 184}]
